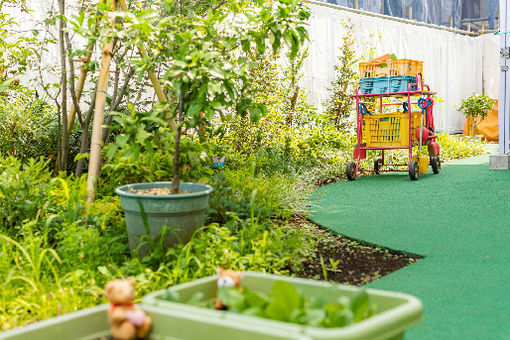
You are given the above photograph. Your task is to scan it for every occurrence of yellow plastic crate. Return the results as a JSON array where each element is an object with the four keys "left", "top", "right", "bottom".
[
  {"left": 364, "top": 111, "right": 423, "bottom": 147},
  {"left": 359, "top": 59, "right": 423, "bottom": 78}
]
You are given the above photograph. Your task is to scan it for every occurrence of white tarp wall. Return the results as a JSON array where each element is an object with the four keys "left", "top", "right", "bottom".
[
  {"left": 303, "top": 1, "right": 499, "bottom": 133},
  {"left": 6, "top": 0, "right": 500, "bottom": 133}
]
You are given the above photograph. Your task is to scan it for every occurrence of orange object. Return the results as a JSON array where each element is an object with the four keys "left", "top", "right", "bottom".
[
  {"left": 371, "top": 54, "right": 391, "bottom": 62},
  {"left": 359, "top": 59, "right": 423, "bottom": 78},
  {"left": 462, "top": 99, "right": 498, "bottom": 142}
]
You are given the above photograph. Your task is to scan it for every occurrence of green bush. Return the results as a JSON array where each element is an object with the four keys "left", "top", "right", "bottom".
[
  {"left": 208, "top": 168, "right": 313, "bottom": 223},
  {"left": 0, "top": 89, "right": 59, "bottom": 162},
  {"left": 0, "top": 157, "right": 53, "bottom": 233},
  {"left": 100, "top": 108, "right": 212, "bottom": 195}
]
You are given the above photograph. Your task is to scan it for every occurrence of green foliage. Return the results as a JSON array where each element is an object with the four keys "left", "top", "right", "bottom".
[
  {"left": 177, "top": 280, "right": 374, "bottom": 328},
  {"left": 116, "top": 0, "right": 309, "bottom": 191},
  {"left": 208, "top": 168, "right": 312, "bottom": 222},
  {"left": 0, "top": 88, "right": 59, "bottom": 162},
  {"left": 436, "top": 133, "right": 488, "bottom": 162},
  {"left": 458, "top": 94, "right": 494, "bottom": 121},
  {"left": 458, "top": 94, "right": 495, "bottom": 136},
  {"left": 323, "top": 20, "right": 358, "bottom": 129},
  {"left": 101, "top": 107, "right": 212, "bottom": 193},
  {"left": 358, "top": 133, "right": 488, "bottom": 172},
  {"left": 0, "top": 157, "right": 53, "bottom": 233},
  {"left": 0, "top": 1, "right": 41, "bottom": 76}
]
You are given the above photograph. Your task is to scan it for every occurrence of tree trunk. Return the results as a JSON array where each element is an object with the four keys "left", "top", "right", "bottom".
[
  {"left": 58, "top": 0, "right": 69, "bottom": 172},
  {"left": 102, "top": 67, "right": 134, "bottom": 145},
  {"left": 75, "top": 84, "right": 97, "bottom": 177},
  {"left": 117, "top": 0, "right": 177, "bottom": 133},
  {"left": 172, "top": 93, "right": 184, "bottom": 194},
  {"left": 86, "top": 0, "right": 117, "bottom": 202},
  {"left": 66, "top": 40, "right": 95, "bottom": 135}
]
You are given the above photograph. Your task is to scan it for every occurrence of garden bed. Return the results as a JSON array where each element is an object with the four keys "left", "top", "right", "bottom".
[{"left": 289, "top": 219, "right": 422, "bottom": 286}]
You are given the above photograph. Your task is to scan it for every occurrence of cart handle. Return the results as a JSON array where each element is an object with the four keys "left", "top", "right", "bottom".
[
  {"left": 417, "top": 98, "right": 432, "bottom": 110},
  {"left": 359, "top": 103, "right": 372, "bottom": 115}
]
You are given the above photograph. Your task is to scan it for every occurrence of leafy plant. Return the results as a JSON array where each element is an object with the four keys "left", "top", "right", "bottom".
[
  {"left": 117, "top": 0, "right": 310, "bottom": 193},
  {"left": 323, "top": 19, "right": 358, "bottom": 130},
  {"left": 101, "top": 107, "right": 211, "bottom": 194},
  {"left": 172, "top": 280, "right": 375, "bottom": 328},
  {"left": 458, "top": 94, "right": 495, "bottom": 136}
]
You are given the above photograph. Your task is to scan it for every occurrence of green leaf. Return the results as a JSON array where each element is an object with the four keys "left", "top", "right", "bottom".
[
  {"left": 187, "top": 292, "right": 205, "bottom": 305},
  {"left": 302, "top": 308, "right": 326, "bottom": 326},
  {"left": 163, "top": 290, "right": 180, "bottom": 302},
  {"left": 136, "top": 127, "right": 150, "bottom": 144},
  {"left": 351, "top": 289, "right": 370, "bottom": 323},
  {"left": 187, "top": 103, "right": 202, "bottom": 117},
  {"left": 246, "top": 291, "right": 268, "bottom": 308},
  {"left": 153, "top": 170, "right": 169, "bottom": 177},
  {"left": 0, "top": 78, "right": 14, "bottom": 93},
  {"left": 331, "top": 309, "right": 354, "bottom": 327},
  {"left": 265, "top": 280, "right": 300, "bottom": 321},
  {"left": 74, "top": 153, "right": 89, "bottom": 162},
  {"left": 218, "top": 286, "right": 245, "bottom": 310}
]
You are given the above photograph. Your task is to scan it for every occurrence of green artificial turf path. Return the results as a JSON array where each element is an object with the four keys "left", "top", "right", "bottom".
[{"left": 309, "top": 153, "right": 510, "bottom": 339}]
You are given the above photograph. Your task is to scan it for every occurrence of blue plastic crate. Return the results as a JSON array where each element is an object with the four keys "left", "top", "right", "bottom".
[
  {"left": 390, "top": 76, "right": 416, "bottom": 92},
  {"left": 360, "top": 76, "right": 416, "bottom": 94}
]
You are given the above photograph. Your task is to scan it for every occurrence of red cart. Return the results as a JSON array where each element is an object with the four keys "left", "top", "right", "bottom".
[{"left": 346, "top": 73, "right": 441, "bottom": 181}]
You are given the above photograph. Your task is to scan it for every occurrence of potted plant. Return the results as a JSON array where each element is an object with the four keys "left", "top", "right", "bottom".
[
  {"left": 458, "top": 93, "right": 494, "bottom": 137},
  {"left": 114, "top": 0, "right": 309, "bottom": 254},
  {"left": 143, "top": 271, "right": 423, "bottom": 340}
]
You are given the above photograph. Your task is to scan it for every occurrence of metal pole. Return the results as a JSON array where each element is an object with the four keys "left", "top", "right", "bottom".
[{"left": 490, "top": 0, "right": 510, "bottom": 169}]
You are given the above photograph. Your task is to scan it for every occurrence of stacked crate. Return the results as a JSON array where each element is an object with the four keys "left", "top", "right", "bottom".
[{"left": 359, "top": 59, "right": 423, "bottom": 94}]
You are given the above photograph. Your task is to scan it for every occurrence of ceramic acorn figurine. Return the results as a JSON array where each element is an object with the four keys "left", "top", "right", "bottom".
[
  {"left": 104, "top": 279, "right": 152, "bottom": 340},
  {"left": 214, "top": 268, "right": 244, "bottom": 310}
]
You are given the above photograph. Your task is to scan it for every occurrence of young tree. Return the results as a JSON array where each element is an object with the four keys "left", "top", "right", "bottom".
[
  {"left": 458, "top": 94, "right": 494, "bottom": 137},
  {"left": 323, "top": 20, "right": 358, "bottom": 130},
  {"left": 116, "top": 0, "right": 310, "bottom": 194}
]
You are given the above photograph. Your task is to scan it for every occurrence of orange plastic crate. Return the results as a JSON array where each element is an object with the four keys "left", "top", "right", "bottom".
[
  {"left": 359, "top": 59, "right": 423, "bottom": 78},
  {"left": 364, "top": 111, "right": 423, "bottom": 147}
]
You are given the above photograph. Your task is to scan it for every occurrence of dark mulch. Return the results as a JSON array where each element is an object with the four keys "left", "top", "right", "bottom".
[{"left": 289, "top": 219, "right": 422, "bottom": 286}]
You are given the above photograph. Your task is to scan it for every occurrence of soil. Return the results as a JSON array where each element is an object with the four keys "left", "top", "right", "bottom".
[
  {"left": 289, "top": 218, "right": 422, "bottom": 286},
  {"left": 128, "top": 188, "right": 190, "bottom": 195}
]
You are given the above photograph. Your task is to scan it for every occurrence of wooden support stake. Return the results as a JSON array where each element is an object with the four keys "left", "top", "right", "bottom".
[
  {"left": 449, "top": 16, "right": 453, "bottom": 28},
  {"left": 117, "top": 0, "right": 177, "bottom": 132},
  {"left": 408, "top": 6, "right": 412, "bottom": 20},
  {"left": 354, "top": 0, "right": 358, "bottom": 10},
  {"left": 86, "top": 0, "right": 117, "bottom": 202}
]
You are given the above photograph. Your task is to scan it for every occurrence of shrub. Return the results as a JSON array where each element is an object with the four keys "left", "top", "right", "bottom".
[
  {"left": 100, "top": 108, "right": 212, "bottom": 195},
  {"left": 0, "top": 88, "right": 59, "bottom": 162},
  {"left": 458, "top": 94, "right": 495, "bottom": 136},
  {"left": 207, "top": 168, "right": 313, "bottom": 223}
]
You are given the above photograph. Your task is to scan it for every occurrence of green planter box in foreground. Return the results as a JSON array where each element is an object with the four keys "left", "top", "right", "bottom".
[
  {"left": 0, "top": 304, "right": 309, "bottom": 340},
  {"left": 143, "top": 272, "right": 423, "bottom": 340}
]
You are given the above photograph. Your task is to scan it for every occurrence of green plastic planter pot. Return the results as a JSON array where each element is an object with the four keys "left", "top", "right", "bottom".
[
  {"left": 0, "top": 304, "right": 308, "bottom": 340},
  {"left": 143, "top": 272, "right": 423, "bottom": 340},
  {"left": 115, "top": 182, "right": 213, "bottom": 255}
]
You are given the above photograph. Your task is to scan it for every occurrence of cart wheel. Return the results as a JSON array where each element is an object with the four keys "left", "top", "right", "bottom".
[
  {"left": 431, "top": 156, "right": 441, "bottom": 174},
  {"left": 409, "top": 161, "right": 419, "bottom": 181},
  {"left": 374, "top": 157, "right": 383, "bottom": 174},
  {"left": 346, "top": 162, "right": 356, "bottom": 181}
]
